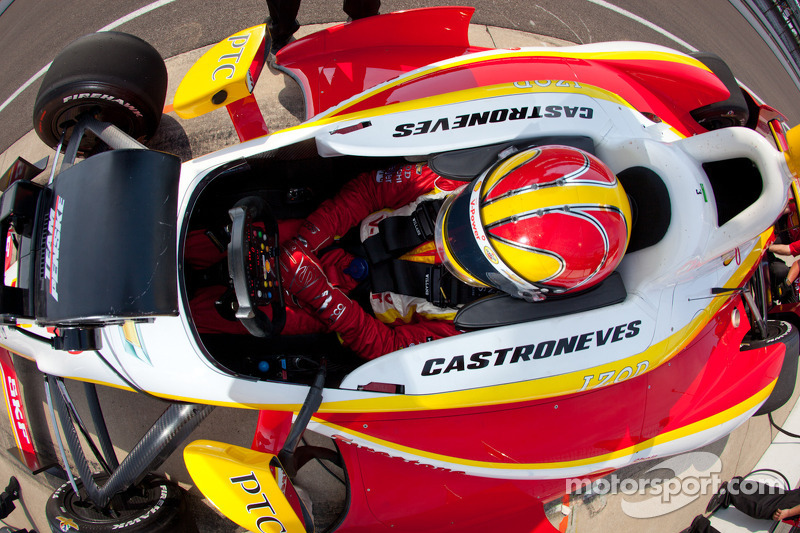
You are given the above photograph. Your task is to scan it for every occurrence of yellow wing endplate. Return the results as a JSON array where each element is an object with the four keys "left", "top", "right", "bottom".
[
  {"left": 173, "top": 25, "right": 267, "bottom": 119},
  {"left": 784, "top": 124, "right": 800, "bottom": 179},
  {"left": 184, "top": 440, "right": 308, "bottom": 533}
]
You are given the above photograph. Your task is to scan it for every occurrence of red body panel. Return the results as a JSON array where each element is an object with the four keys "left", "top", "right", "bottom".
[
  {"left": 331, "top": 55, "right": 730, "bottom": 138},
  {"left": 0, "top": 349, "right": 40, "bottom": 470},
  {"left": 275, "top": 7, "right": 487, "bottom": 119},
  {"left": 251, "top": 409, "right": 293, "bottom": 455},
  {"left": 227, "top": 94, "right": 270, "bottom": 141},
  {"left": 334, "top": 442, "right": 561, "bottom": 533},
  {"left": 642, "top": 299, "right": 782, "bottom": 440}
]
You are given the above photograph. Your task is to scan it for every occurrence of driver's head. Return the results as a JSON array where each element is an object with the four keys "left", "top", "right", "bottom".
[{"left": 434, "top": 145, "right": 631, "bottom": 301}]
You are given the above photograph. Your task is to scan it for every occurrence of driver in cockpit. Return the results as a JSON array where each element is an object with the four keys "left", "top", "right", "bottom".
[{"left": 276, "top": 145, "right": 632, "bottom": 360}]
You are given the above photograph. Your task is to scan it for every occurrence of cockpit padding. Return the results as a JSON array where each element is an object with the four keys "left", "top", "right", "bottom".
[
  {"left": 616, "top": 166, "right": 671, "bottom": 253},
  {"left": 454, "top": 272, "right": 626, "bottom": 329},
  {"left": 428, "top": 136, "right": 596, "bottom": 180}
]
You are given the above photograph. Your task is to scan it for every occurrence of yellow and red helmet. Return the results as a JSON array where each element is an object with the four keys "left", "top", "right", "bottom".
[{"left": 434, "top": 145, "right": 631, "bottom": 301}]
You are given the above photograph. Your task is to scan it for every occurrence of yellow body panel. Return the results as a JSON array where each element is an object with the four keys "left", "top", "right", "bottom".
[
  {"left": 173, "top": 25, "right": 266, "bottom": 119},
  {"left": 184, "top": 440, "right": 306, "bottom": 533}
]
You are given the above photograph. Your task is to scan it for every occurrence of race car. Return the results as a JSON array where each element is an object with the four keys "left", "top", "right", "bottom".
[{"left": 1, "top": 6, "right": 800, "bottom": 533}]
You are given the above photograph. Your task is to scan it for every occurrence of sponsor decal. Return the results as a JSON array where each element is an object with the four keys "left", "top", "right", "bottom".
[
  {"left": 56, "top": 516, "right": 80, "bottom": 531},
  {"left": 5, "top": 374, "right": 31, "bottom": 446},
  {"left": 0, "top": 349, "right": 38, "bottom": 470},
  {"left": 469, "top": 197, "right": 485, "bottom": 243},
  {"left": 393, "top": 103, "right": 594, "bottom": 138},
  {"left": 62, "top": 94, "right": 142, "bottom": 118},
  {"left": 484, "top": 246, "right": 499, "bottom": 264},
  {"left": 213, "top": 33, "right": 252, "bottom": 81},
  {"left": 44, "top": 195, "right": 64, "bottom": 301},
  {"left": 121, "top": 321, "right": 152, "bottom": 366},
  {"left": 578, "top": 360, "right": 650, "bottom": 391},
  {"left": 230, "top": 471, "right": 288, "bottom": 533},
  {"left": 722, "top": 246, "right": 742, "bottom": 267},
  {"left": 374, "top": 163, "right": 422, "bottom": 184},
  {"left": 246, "top": 70, "right": 255, "bottom": 93},
  {"left": 421, "top": 320, "right": 641, "bottom": 376}
]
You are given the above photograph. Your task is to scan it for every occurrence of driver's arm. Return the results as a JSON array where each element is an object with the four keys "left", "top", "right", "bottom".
[
  {"left": 296, "top": 163, "right": 456, "bottom": 252},
  {"left": 280, "top": 240, "right": 459, "bottom": 359}
]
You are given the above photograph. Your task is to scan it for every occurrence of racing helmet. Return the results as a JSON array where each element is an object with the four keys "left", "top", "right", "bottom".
[{"left": 434, "top": 145, "right": 632, "bottom": 301}]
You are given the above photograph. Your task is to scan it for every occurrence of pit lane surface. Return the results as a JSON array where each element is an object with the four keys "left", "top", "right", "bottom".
[{"left": 1, "top": 0, "right": 799, "bottom": 155}]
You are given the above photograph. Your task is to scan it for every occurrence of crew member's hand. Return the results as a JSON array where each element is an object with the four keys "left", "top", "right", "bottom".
[{"left": 774, "top": 509, "right": 792, "bottom": 521}]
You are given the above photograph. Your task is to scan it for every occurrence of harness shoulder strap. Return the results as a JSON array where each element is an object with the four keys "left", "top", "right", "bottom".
[
  {"left": 370, "top": 260, "right": 493, "bottom": 308},
  {"left": 363, "top": 199, "right": 442, "bottom": 264}
]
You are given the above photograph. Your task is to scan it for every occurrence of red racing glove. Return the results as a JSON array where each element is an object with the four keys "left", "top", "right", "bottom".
[
  {"left": 279, "top": 239, "right": 354, "bottom": 329},
  {"left": 280, "top": 240, "right": 461, "bottom": 360}
]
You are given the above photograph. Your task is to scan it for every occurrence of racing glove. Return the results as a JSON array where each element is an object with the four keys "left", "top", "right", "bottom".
[
  {"left": 279, "top": 240, "right": 353, "bottom": 329},
  {"left": 279, "top": 241, "right": 459, "bottom": 360}
]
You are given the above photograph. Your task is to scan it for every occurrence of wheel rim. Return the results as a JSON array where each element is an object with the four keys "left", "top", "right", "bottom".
[{"left": 55, "top": 477, "right": 171, "bottom": 525}]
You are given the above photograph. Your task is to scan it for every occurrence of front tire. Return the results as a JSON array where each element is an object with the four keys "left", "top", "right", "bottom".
[
  {"left": 688, "top": 52, "right": 749, "bottom": 130},
  {"left": 33, "top": 31, "right": 167, "bottom": 153},
  {"left": 742, "top": 320, "right": 800, "bottom": 416},
  {"left": 45, "top": 474, "right": 194, "bottom": 533}
]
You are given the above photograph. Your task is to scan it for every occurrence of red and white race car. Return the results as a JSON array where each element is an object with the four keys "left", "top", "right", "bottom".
[{"left": 1, "top": 6, "right": 800, "bottom": 533}]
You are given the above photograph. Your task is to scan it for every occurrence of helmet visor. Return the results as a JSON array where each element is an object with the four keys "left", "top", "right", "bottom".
[
  {"left": 436, "top": 178, "right": 545, "bottom": 301},
  {"left": 435, "top": 185, "right": 488, "bottom": 288}
]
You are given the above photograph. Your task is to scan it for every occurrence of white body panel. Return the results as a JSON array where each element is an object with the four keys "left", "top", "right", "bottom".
[{"left": 0, "top": 45, "right": 791, "bottom": 411}]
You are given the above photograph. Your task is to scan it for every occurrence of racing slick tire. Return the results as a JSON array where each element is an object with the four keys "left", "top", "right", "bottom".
[
  {"left": 44, "top": 473, "right": 196, "bottom": 533},
  {"left": 33, "top": 31, "right": 167, "bottom": 152},
  {"left": 688, "top": 51, "right": 749, "bottom": 130}
]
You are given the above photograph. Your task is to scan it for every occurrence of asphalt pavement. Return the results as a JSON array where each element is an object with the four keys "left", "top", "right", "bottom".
[{"left": 2, "top": 0, "right": 800, "bottom": 155}]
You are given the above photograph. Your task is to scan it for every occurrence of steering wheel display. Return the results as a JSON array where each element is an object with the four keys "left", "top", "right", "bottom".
[{"left": 227, "top": 197, "right": 285, "bottom": 337}]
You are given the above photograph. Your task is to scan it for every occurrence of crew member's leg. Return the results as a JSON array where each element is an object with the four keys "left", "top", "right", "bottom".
[
  {"left": 726, "top": 478, "right": 800, "bottom": 520},
  {"left": 342, "top": 0, "right": 380, "bottom": 20},
  {"left": 266, "top": 0, "right": 301, "bottom": 50}
]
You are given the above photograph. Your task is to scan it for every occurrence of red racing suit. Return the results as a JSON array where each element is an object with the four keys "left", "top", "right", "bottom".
[
  {"left": 285, "top": 162, "right": 464, "bottom": 359},
  {"left": 188, "top": 162, "right": 463, "bottom": 360}
]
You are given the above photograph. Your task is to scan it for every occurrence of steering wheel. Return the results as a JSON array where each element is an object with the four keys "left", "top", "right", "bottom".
[{"left": 227, "top": 196, "right": 286, "bottom": 337}]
